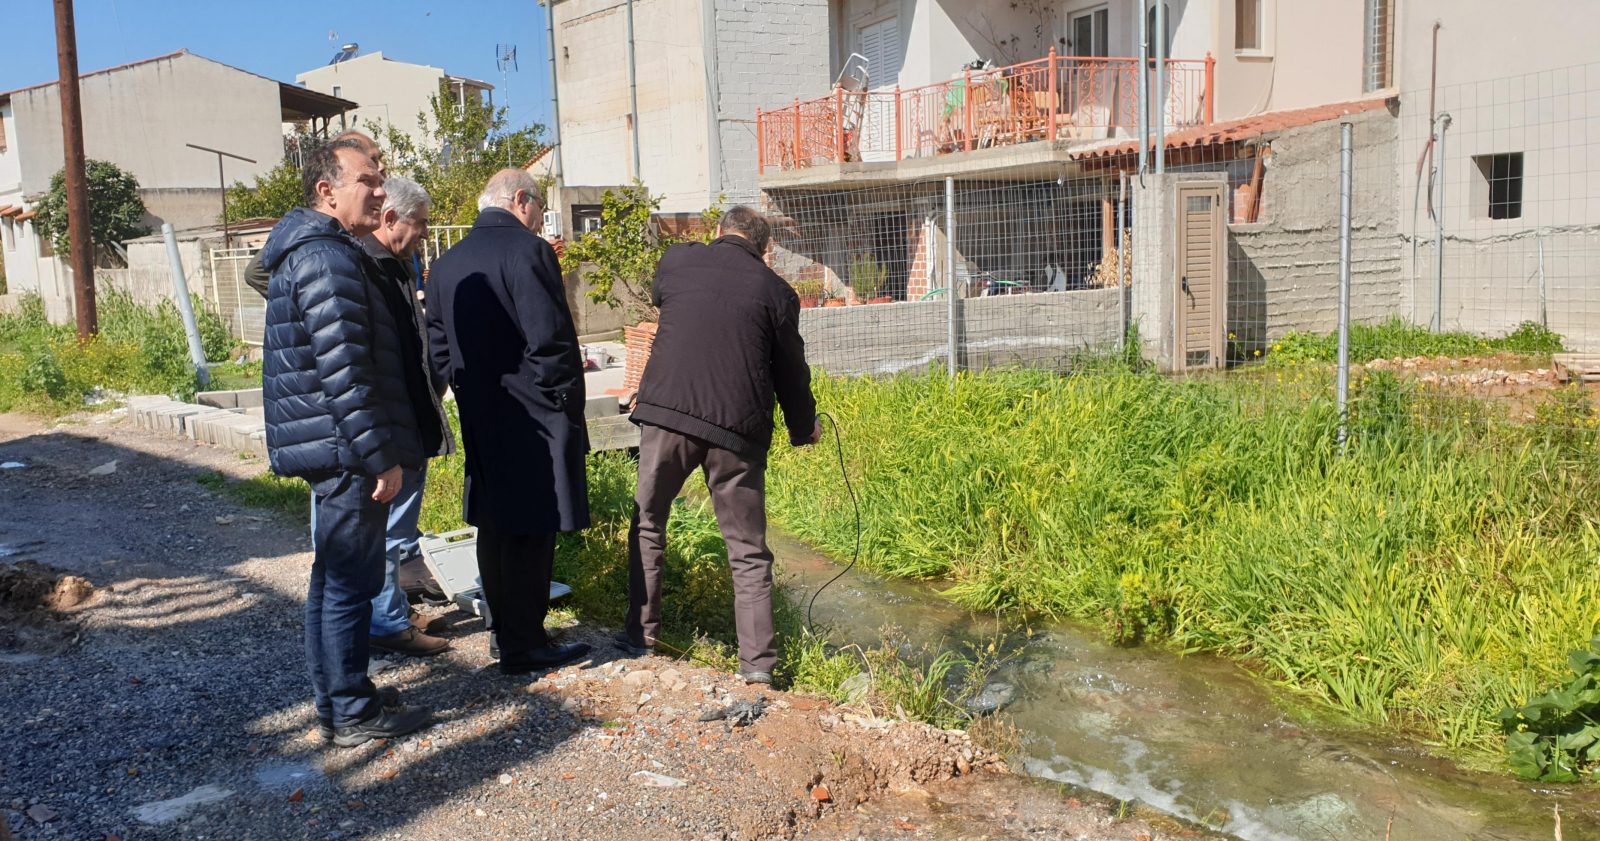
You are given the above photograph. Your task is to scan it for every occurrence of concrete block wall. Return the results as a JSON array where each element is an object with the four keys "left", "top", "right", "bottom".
[
  {"left": 1225, "top": 107, "right": 1407, "bottom": 349},
  {"left": 712, "top": 0, "right": 833, "bottom": 199}
]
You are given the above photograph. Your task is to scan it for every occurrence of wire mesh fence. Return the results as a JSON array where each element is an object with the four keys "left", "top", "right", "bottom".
[
  {"left": 724, "top": 174, "right": 1130, "bottom": 378},
  {"left": 727, "top": 60, "right": 1599, "bottom": 444},
  {"left": 207, "top": 247, "right": 265, "bottom": 347}
]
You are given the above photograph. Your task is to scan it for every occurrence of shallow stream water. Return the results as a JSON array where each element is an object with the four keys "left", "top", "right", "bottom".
[{"left": 774, "top": 535, "right": 1600, "bottom": 840}]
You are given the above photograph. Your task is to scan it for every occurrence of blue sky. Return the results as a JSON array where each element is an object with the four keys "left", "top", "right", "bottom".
[{"left": 2, "top": 0, "right": 556, "bottom": 134}]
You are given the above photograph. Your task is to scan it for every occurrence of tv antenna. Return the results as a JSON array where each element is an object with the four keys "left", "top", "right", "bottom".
[{"left": 497, "top": 44, "right": 518, "bottom": 165}]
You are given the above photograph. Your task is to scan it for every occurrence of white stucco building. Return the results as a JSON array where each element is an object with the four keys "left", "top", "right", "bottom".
[
  {"left": 0, "top": 50, "right": 352, "bottom": 320},
  {"left": 296, "top": 50, "right": 494, "bottom": 151}
]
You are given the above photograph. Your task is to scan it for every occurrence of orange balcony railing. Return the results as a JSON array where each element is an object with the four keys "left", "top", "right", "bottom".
[{"left": 758, "top": 50, "right": 1215, "bottom": 174}]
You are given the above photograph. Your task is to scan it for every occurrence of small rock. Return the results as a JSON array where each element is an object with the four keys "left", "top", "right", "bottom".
[
  {"left": 131, "top": 786, "right": 233, "bottom": 825},
  {"left": 287, "top": 788, "right": 305, "bottom": 803},
  {"left": 622, "top": 669, "right": 655, "bottom": 688},
  {"left": 658, "top": 668, "right": 687, "bottom": 691},
  {"left": 0, "top": 461, "right": 25, "bottom": 470},
  {"left": 87, "top": 460, "right": 118, "bottom": 477},
  {"left": 629, "top": 771, "right": 687, "bottom": 788},
  {"left": 474, "top": 809, "right": 486, "bottom": 818},
  {"left": 26, "top": 804, "right": 57, "bottom": 824},
  {"left": 965, "top": 682, "right": 1016, "bottom": 715},
  {"left": 810, "top": 785, "right": 831, "bottom": 802},
  {"left": 214, "top": 515, "right": 235, "bottom": 526},
  {"left": 637, "top": 693, "right": 653, "bottom": 707}
]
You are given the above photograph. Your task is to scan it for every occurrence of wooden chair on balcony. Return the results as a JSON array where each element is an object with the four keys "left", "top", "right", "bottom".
[{"left": 1009, "top": 76, "right": 1053, "bottom": 142}]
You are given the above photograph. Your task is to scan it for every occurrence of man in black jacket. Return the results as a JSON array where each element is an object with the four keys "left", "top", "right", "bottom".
[
  {"left": 425, "top": 169, "right": 592, "bottom": 675},
  {"left": 624, "top": 206, "right": 820, "bottom": 685},
  {"left": 260, "top": 140, "right": 431, "bottom": 746},
  {"left": 356, "top": 175, "right": 453, "bottom": 658}
]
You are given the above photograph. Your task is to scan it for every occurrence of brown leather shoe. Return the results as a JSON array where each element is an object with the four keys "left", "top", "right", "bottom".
[
  {"left": 370, "top": 627, "right": 450, "bottom": 657},
  {"left": 409, "top": 610, "right": 449, "bottom": 634}
]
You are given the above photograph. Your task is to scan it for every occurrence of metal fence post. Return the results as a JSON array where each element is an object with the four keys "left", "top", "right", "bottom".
[
  {"left": 945, "top": 176, "right": 957, "bottom": 385},
  {"left": 164, "top": 223, "right": 210, "bottom": 389},
  {"left": 1118, "top": 170, "right": 1128, "bottom": 346},
  {"left": 1336, "top": 123, "right": 1353, "bottom": 454},
  {"left": 1431, "top": 112, "right": 1451, "bottom": 332}
]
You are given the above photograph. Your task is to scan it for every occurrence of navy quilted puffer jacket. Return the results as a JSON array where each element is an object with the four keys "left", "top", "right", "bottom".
[{"left": 260, "top": 208, "right": 425, "bottom": 479}]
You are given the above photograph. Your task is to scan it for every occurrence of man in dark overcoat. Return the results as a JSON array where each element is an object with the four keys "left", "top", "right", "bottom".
[{"left": 425, "top": 168, "right": 592, "bottom": 674}]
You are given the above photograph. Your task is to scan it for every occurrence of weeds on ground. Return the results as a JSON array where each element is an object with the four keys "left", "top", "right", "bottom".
[
  {"left": 1498, "top": 635, "right": 1600, "bottom": 782},
  {"left": 765, "top": 363, "right": 1600, "bottom": 768},
  {"left": 1268, "top": 317, "right": 1563, "bottom": 365},
  {"left": 0, "top": 291, "right": 235, "bottom": 413},
  {"left": 195, "top": 470, "right": 307, "bottom": 520}
]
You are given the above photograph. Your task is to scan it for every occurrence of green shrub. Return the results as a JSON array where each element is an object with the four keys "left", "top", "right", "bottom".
[{"left": 0, "top": 290, "right": 235, "bottom": 412}]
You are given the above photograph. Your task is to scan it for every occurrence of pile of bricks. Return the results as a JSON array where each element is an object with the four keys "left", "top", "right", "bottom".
[{"left": 128, "top": 389, "right": 267, "bottom": 457}]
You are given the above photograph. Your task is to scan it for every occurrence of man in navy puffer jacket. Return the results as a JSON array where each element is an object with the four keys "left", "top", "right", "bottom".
[{"left": 260, "top": 139, "right": 431, "bottom": 747}]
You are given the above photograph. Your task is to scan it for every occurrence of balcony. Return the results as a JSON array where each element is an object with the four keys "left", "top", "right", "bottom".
[{"left": 757, "top": 50, "right": 1214, "bottom": 175}]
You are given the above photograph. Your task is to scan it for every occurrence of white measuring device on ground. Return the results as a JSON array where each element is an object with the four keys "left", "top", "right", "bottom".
[{"left": 418, "top": 527, "right": 572, "bottom": 619}]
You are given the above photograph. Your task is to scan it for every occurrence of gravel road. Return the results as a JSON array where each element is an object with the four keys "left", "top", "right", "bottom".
[{"left": 0, "top": 408, "right": 1218, "bottom": 841}]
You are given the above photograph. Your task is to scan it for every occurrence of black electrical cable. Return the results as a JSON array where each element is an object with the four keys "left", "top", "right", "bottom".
[{"left": 805, "top": 411, "right": 860, "bottom": 631}]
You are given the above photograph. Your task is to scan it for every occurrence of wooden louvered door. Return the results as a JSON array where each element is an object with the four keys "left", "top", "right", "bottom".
[{"left": 1174, "top": 183, "right": 1226, "bottom": 371}]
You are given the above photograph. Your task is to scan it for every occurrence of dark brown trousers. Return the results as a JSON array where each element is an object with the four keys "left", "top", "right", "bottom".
[{"left": 626, "top": 424, "right": 776, "bottom": 673}]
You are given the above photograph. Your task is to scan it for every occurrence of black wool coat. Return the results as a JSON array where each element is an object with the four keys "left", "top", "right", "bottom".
[{"left": 425, "top": 208, "right": 590, "bottom": 535}]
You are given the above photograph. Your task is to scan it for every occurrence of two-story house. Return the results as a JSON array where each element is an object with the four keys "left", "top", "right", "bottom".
[
  {"left": 0, "top": 50, "right": 353, "bottom": 320},
  {"left": 295, "top": 48, "right": 495, "bottom": 151}
]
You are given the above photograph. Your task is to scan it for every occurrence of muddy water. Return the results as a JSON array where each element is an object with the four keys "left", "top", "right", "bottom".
[{"left": 774, "top": 535, "right": 1600, "bottom": 841}]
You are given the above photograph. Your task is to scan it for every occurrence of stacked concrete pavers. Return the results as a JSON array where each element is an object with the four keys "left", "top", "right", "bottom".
[{"left": 128, "top": 389, "right": 267, "bottom": 457}]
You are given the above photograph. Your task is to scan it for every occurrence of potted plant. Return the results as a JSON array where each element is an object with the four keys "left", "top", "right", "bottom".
[
  {"left": 849, "top": 252, "right": 892, "bottom": 304},
  {"left": 791, "top": 278, "right": 824, "bottom": 308},
  {"left": 561, "top": 183, "right": 722, "bottom": 395}
]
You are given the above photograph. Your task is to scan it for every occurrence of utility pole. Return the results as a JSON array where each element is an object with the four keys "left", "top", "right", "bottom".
[{"left": 54, "top": 0, "right": 96, "bottom": 338}]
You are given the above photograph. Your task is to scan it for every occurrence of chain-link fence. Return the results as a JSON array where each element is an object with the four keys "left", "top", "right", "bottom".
[{"left": 728, "top": 60, "right": 1600, "bottom": 441}]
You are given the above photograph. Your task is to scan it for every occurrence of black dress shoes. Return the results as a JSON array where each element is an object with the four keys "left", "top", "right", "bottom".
[{"left": 497, "top": 641, "right": 592, "bottom": 675}]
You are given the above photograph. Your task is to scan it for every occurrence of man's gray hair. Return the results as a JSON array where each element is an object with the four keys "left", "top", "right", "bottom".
[
  {"left": 381, "top": 175, "right": 430, "bottom": 221},
  {"left": 718, "top": 206, "right": 771, "bottom": 253},
  {"left": 477, "top": 168, "right": 543, "bottom": 211}
]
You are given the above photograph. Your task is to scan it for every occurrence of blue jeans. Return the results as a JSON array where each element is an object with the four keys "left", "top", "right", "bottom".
[
  {"left": 311, "top": 466, "right": 429, "bottom": 637},
  {"left": 372, "top": 465, "right": 428, "bottom": 637},
  {"left": 306, "top": 470, "right": 386, "bottom": 727}
]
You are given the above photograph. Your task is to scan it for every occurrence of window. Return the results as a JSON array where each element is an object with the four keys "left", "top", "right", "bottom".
[
  {"left": 1363, "top": 0, "right": 1394, "bottom": 91},
  {"left": 1235, "top": 0, "right": 1263, "bottom": 52},
  {"left": 1071, "top": 8, "right": 1109, "bottom": 57},
  {"left": 859, "top": 17, "right": 901, "bottom": 88},
  {"left": 1473, "top": 153, "right": 1524, "bottom": 220},
  {"left": 332, "top": 85, "right": 342, "bottom": 99}
]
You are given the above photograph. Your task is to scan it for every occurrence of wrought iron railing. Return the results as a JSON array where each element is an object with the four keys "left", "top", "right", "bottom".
[{"left": 758, "top": 51, "right": 1215, "bottom": 173}]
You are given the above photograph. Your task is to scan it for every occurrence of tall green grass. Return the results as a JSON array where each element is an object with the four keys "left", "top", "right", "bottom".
[
  {"left": 0, "top": 291, "right": 234, "bottom": 412},
  {"left": 1269, "top": 317, "right": 1564, "bottom": 365},
  {"left": 766, "top": 368, "right": 1600, "bottom": 761}
]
